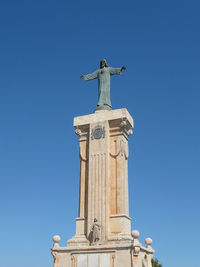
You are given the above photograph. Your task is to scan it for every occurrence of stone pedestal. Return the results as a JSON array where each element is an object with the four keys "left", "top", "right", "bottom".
[
  {"left": 52, "top": 233, "right": 154, "bottom": 267},
  {"left": 51, "top": 108, "right": 154, "bottom": 267}
]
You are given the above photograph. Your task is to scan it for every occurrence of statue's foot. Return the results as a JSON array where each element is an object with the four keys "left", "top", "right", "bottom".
[{"left": 94, "top": 104, "right": 112, "bottom": 112}]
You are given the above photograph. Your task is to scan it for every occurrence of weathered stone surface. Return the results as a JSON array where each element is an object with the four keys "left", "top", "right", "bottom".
[
  {"left": 51, "top": 108, "right": 154, "bottom": 267},
  {"left": 69, "top": 108, "right": 134, "bottom": 246},
  {"left": 52, "top": 241, "right": 154, "bottom": 267},
  {"left": 77, "top": 255, "right": 87, "bottom": 267},
  {"left": 88, "top": 254, "right": 98, "bottom": 267}
]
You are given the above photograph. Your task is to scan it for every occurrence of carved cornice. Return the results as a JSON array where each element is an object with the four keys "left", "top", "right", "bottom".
[
  {"left": 75, "top": 128, "right": 82, "bottom": 137},
  {"left": 74, "top": 126, "right": 89, "bottom": 141},
  {"left": 109, "top": 119, "right": 133, "bottom": 140},
  {"left": 120, "top": 119, "right": 133, "bottom": 136}
]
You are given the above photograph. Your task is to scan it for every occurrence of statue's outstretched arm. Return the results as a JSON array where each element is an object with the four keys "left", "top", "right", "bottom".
[
  {"left": 80, "top": 70, "right": 98, "bottom": 81},
  {"left": 110, "top": 66, "right": 126, "bottom": 76}
]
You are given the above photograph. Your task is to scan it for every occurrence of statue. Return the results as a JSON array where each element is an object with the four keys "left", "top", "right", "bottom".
[
  {"left": 80, "top": 59, "right": 126, "bottom": 111},
  {"left": 90, "top": 218, "right": 100, "bottom": 245}
]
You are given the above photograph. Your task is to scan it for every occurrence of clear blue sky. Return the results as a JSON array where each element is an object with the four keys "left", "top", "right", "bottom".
[{"left": 0, "top": 1, "right": 199, "bottom": 266}]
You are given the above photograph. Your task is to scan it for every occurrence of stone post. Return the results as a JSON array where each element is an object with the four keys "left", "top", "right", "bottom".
[
  {"left": 131, "top": 230, "right": 141, "bottom": 267},
  {"left": 68, "top": 108, "right": 134, "bottom": 246}
]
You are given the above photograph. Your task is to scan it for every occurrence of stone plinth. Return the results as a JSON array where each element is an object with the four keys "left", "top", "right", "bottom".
[{"left": 52, "top": 232, "right": 154, "bottom": 267}]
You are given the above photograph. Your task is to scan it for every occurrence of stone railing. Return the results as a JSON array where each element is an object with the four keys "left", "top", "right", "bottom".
[{"left": 131, "top": 230, "right": 154, "bottom": 267}]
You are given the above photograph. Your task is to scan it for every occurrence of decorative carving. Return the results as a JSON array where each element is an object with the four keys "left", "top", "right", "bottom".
[
  {"left": 112, "top": 254, "right": 116, "bottom": 267},
  {"left": 79, "top": 147, "right": 87, "bottom": 161},
  {"left": 91, "top": 126, "right": 105, "bottom": 140},
  {"left": 110, "top": 139, "right": 129, "bottom": 159},
  {"left": 110, "top": 139, "right": 120, "bottom": 158},
  {"left": 71, "top": 255, "right": 75, "bottom": 267},
  {"left": 120, "top": 119, "right": 127, "bottom": 129},
  {"left": 75, "top": 126, "right": 89, "bottom": 140},
  {"left": 52, "top": 251, "right": 57, "bottom": 266},
  {"left": 75, "top": 127, "right": 82, "bottom": 137},
  {"left": 120, "top": 119, "right": 133, "bottom": 136},
  {"left": 121, "top": 139, "right": 129, "bottom": 159}
]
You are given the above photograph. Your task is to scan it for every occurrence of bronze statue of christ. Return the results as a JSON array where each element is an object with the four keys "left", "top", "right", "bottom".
[{"left": 80, "top": 59, "right": 126, "bottom": 111}]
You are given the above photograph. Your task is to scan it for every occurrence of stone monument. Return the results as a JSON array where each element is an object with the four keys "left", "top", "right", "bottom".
[{"left": 51, "top": 60, "right": 154, "bottom": 267}]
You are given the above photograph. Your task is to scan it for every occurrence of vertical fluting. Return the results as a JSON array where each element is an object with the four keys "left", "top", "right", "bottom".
[
  {"left": 92, "top": 154, "right": 95, "bottom": 227},
  {"left": 90, "top": 154, "right": 94, "bottom": 233},
  {"left": 94, "top": 154, "right": 96, "bottom": 219},
  {"left": 115, "top": 140, "right": 118, "bottom": 214},
  {"left": 99, "top": 154, "right": 102, "bottom": 240},
  {"left": 105, "top": 153, "right": 108, "bottom": 240},
  {"left": 95, "top": 154, "right": 98, "bottom": 218},
  {"left": 79, "top": 159, "right": 86, "bottom": 218},
  {"left": 123, "top": 153, "right": 126, "bottom": 213},
  {"left": 84, "top": 158, "right": 88, "bottom": 236},
  {"left": 87, "top": 155, "right": 90, "bottom": 236},
  {"left": 102, "top": 153, "right": 105, "bottom": 241},
  {"left": 78, "top": 160, "right": 82, "bottom": 218},
  {"left": 125, "top": 157, "right": 129, "bottom": 215}
]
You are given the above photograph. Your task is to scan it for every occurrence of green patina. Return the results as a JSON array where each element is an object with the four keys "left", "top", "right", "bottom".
[{"left": 81, "top": 59, "right": 126, "bottom": 110}]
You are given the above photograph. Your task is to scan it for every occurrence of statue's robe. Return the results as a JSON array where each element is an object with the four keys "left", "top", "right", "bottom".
[
  {"left": 91, "top": 222, "right": 100, "bottom": 243},
  {"left": 82, "top": 67, "right": 121, "bottom": 108}
]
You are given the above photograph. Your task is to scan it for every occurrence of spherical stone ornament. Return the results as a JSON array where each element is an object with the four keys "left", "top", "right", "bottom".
[
  {"left": 131, "top": 230, "right": 140, "bottom": 239},
  {"left": 145, "top": 237, "right": 152, "bottom": 246},
  {"left": 53, "top": 235, "right": 61, "bottom": 243}
]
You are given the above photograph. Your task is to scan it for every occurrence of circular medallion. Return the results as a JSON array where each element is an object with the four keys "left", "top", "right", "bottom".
[{"left": 93, "top": 127, "right": 103, "bottom": 139}]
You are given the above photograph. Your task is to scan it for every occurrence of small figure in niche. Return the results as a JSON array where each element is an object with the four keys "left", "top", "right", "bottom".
[{"left": 91, "top": 218, "right": 100, "bottom": 245}]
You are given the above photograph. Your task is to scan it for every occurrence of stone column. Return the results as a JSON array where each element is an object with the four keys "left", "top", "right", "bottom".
[
  {"left": 68, "top": 125, "right": 89, "bottom": 246},
  {"left": 69, "top": 108, "right": 133, "bottom": 246},
  {"left": 108, "top": 115, "right": 133, "bottom": 242}
]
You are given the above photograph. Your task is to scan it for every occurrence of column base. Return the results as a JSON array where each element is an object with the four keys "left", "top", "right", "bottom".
[
  {"left": 109, "top": 214, "right": 132, "bottom": 243},
  {"left": 67, "top": 235, "right": 89, "bottom": 247},
  {"left": 67, "top": 217, "right": 89, "bottom": 247}
]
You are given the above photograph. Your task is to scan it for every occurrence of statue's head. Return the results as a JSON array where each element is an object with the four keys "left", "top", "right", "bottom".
[
  {"left": 94, "top": 218, "right": 97, "bottom": 222},
  {"left": 100, "top": 59, "right": 108, "bottom": 68}
]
